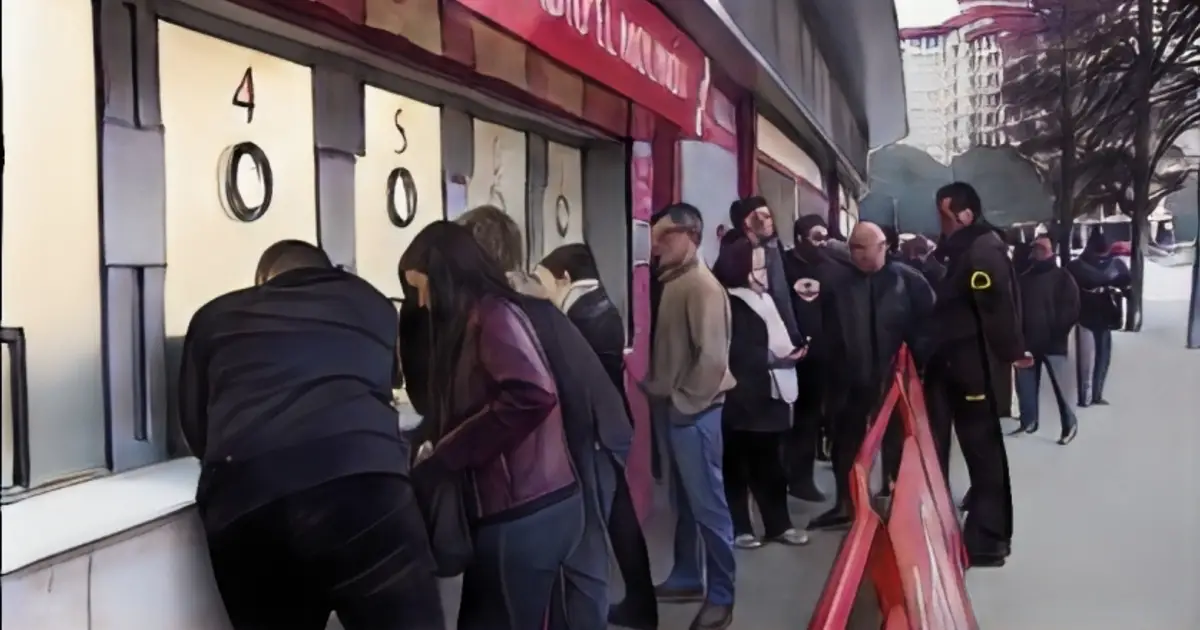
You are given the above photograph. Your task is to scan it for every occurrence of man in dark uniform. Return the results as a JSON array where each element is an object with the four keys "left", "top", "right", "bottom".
[{"left": 927, "top": 183, "right": 1032, "bottom": 568}]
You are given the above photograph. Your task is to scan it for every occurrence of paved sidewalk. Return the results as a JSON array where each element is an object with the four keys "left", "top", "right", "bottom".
[{"left": 966, "top": 276, "right": 1200, "bottom": 629}]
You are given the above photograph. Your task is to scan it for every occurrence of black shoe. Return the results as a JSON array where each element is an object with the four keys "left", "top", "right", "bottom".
[
  {"left": 788, "top": 481, "right": 827, "bottom": 502},
  {"left": 1077, "top": 400, "right": 1091, "bottom": 409},
  {"left": 809, "top": 506, "right": 853, "bottom": 530},
  {"left": 1092, "top": 397, "right": 1110, "bottom": 406},
  {"left": 608, "top": 600, "right": 658, "bottom": 630},
  {"left": 1058, "top": 422, "right": 1078, "bottom": 445},
  {"left": 967, "top": 552, "right": 1007, "bottom": 568},
  {"left": 689, "top": 602, "right": 733, "bottom": 630},
  {"left": 654, "top": 583, "right": 704, "bottom": 603},
  {"left": 1007, "top": 420, "right": 1037, "bottom": 436}
]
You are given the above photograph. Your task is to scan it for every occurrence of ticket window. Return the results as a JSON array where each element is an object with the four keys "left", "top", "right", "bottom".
[
  {"left": 464, "top": 119, "right": 528, "bottom": 255},
  {"left": 355, "top": 86, "right": 444, "bottom": 302},
  {"left": 2, "top": 0, "right": 106, "bottom": 490},
  {"left": 757, "top": 162, "right": 798, "bottom": 248},
  {"left": 532, "top": 141, "right": 585, "bottom": 265},
  {"left": 158, "top": 25, "right": 317, "bottom": 452}
]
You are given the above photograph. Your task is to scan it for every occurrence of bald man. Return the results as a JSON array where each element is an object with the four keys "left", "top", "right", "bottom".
[{"left": 809, "top": 222, "right": 936, "bottom": 530}]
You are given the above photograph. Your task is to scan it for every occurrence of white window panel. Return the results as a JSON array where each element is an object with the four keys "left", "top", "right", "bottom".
[
  {"left": 158, "top": 23, "right": 317, "bottom": 337},
  {"left": 539, "top": 142, "right": 584, "bottom": 259},
  {"left": 2, "top": 0, "right": 106, "bottom": 488},
  {"left": 356, "top": 86, "right": 443, "bottom": 302},
  {"left": 466, "top": 120, "right": 527, "bottom": 242}
]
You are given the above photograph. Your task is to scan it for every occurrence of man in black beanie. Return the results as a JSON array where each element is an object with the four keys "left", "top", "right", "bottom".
[
  {"left": 781, "top": 214, "right": 847, "bottom": 501},
  {"left": 725, "top": 196, "right": 805, "bottom": 346}
]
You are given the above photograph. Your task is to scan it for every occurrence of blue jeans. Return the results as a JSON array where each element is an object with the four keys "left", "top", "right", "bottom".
[
  {"left": 1076, "top": 327, "right": 1113, "bottom": 405},
  {"left": 458, "top": 494, "right": 585, "bottom": 630},
  {"left": 1015, "top": 354, "right": 1077, "bottom": 434},
  {"left": 661, "top": 404, "right": 736, "bottom": 606}
]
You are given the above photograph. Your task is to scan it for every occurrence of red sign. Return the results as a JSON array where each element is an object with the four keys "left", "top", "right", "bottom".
[{"left": 455, "top": 0, "right": 709, "bottom": 134}]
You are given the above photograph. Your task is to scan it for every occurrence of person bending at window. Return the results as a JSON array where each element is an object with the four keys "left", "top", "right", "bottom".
[{"left": 178, "top": 240, "right": 443, "bottom": 630}]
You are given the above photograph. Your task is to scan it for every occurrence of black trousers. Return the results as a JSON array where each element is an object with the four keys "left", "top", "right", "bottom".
[
  {"left": 829, "top": 384, "right": 885, "bottom": 509},
  {"left": 607, "top": 455, "right": 656, "bottom": 610},
  {"left": 925, "top": 360, "right": 1014, "bottom": 554},
  {"left": 723, "top": 429, "right": 793, "bottom": 537},
  {"left": 206, "top": 474, "right": 445, "bottom": 630},
  {"left": 881, "top": 407, "right": 904, "bottom": 488},
  {"left": 785, "top": 363, "right": 824, "bottom": 488}
]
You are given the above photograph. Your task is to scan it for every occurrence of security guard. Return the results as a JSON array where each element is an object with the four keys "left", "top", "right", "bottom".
[{"left": 926, "top": 182, "right": 1031, "bottom": 568}]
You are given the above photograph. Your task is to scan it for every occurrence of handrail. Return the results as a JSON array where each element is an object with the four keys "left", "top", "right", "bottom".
[{"left": 1, "top": 326, "right": 32, "bottom": 489}]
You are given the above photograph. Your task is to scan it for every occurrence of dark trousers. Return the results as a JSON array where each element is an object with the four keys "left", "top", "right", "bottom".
[
  {"left": 785, "top": 363, "right": 824, "bottom": 489},
  {"left": 206, "top": 474, "right": 444, "bottom": 630},
  {"left": 1015, "top": 354, "right": 1077, "bottom": 433},
  {"left": 881, "top": 408, "right": 904, "bottom": 488},
  {"left": 606, "top": 456, "right": 657, "bottom": 610},
  {"left": 925, "top": 360, "right": 1014, "bottom": 554},
  {"left": 460, "top": 493, "right": 585, "bottom": 630},
  {"left": 1076, "top": 326, "right": 1113, "bottom": 405},
  {"left": 723, "top": 429, "right": 793, "bottom": 537},
  {"left": 829, "top": 384, "right": 884, "bottom": 509}
]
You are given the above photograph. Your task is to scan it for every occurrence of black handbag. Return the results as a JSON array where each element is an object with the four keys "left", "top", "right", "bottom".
[{"left": 411, "top": 467, "right": 474, "bottom": 578}]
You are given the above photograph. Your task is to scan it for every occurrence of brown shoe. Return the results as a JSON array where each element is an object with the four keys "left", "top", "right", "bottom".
[{"left": 689, "top": 602, "right": 733, "bottom": 630}]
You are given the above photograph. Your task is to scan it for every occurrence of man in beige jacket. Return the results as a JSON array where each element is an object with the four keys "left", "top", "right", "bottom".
[{"left": 642, "top": 203, "right": 737, "bottom": 630}]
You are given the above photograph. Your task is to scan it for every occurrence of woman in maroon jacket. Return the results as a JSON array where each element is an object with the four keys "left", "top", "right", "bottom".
[{"left": 399, "top": 221, "right": 583, "bottom": 630}]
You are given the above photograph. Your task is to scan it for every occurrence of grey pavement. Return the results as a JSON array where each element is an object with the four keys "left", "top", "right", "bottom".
[{"left": 966, "top": 268, "right": 1200, "bottom": 630}]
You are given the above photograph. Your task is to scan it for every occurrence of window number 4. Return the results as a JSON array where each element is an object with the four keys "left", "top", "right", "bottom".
[{"left": 232, "top": 67, "right": 255, "bottom": 124}]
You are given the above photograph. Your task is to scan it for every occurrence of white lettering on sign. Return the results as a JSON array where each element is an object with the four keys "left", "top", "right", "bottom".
[{"left": 538, "top": 0, "right": 690, "bottom": 100}]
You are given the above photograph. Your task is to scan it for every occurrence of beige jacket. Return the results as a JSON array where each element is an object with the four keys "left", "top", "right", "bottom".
[{"left": 644, "top": 259, "right": 735, "bottom": 415}]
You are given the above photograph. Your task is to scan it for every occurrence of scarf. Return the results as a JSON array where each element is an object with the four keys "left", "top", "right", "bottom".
[
  {"left": 558, "top": 279, "right": 601, "bottom": 313},
  {"left": 728, "top": 287, "right": 798, "bottom": 404}
]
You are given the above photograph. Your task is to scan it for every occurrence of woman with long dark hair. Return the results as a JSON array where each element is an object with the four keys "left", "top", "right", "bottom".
[
  {"left": 398, "top": 221, "right": 583, "bottom": 630},
  {"left": 712, "top": 238, "right": 810, "bottom": 548}
]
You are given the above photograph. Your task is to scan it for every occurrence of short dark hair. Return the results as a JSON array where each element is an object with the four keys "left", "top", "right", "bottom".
[
  {"left": 650, "top": 202, "right": 704, "bottom": 244},
  {"left": 539, "top": 243, "right": 600, "bottom": 282},
  {"left": 255, "top": 239, "right": 331, "bottom": 282},
  {"left": 729, "top": 196, "right": 768, "bottom": 228},
  {"left": 711, "top": 237, "right": 754, "bottom": 289},
  {"left": 882, "top": 225, "right": 900, "bottom": 252},
  {"left": 936, "top": 182, "right": 983, "bottom": 217}
]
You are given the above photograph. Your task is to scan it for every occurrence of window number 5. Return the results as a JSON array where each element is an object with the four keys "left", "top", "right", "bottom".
[{"left": 232, "top": 67, "right": 255, "bottom": 124}]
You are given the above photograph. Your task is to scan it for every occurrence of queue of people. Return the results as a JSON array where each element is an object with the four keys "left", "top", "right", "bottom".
[{"left": 178, "top": 180, "right": 1128, "bottom": 630}]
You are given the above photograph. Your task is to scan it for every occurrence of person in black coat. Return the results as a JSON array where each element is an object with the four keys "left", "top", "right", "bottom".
[
  {"left": 711, "top": 238, "right": 810, "bottom": 548},
  {"left": 535, "top": 244, "right": 657, "bottom": 629},
  {"left": 780, "top": 215, "right": 841, "bottom": 501},
  {"left": 1066, "top": 230, "right": 1131, "bottom": 407},
  {"left": 180, "top": 240, "right": 444, "bottom": 630},
  {"left": 1013, "top": 235, "right": 1080, "bottom": 444}
]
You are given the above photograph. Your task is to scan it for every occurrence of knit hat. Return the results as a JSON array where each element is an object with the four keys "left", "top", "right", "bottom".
[{"left": 793, "top": 214, "right": 827, "bottom": 241}]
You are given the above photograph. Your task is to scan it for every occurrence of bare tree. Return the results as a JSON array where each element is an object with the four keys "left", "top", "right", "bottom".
[{"left": 1004, "top": 0, "right": 1200, "bottom": 328}]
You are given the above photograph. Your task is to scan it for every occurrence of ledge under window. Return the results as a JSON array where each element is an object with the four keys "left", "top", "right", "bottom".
[{"left": 1, "top": 457, "right": 200, "bottom": 575}]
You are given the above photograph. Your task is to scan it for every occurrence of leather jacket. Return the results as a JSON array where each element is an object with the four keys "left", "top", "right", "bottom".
[{"left": 425, "top": 296, "right": 577, "bottom": 523}]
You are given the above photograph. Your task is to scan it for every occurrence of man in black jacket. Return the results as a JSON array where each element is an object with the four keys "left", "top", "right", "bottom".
[
  {"left": 178, "top": 240, "right": 443, "bottom": 630},
  {"left": 1013, "top": 235, "right": 1080, "bottom": 444},
  {"left": 927, "top": 182, "right": 1029, "bottom": 567},
  {"left": 781, "top": 215, "right": 837, "bottom": 502},
  {"left": 810, "top": 222, "right": 935, "bottom": 530},
  {"left": 724, "top": 196, "right": 805, "bottom": 345}
]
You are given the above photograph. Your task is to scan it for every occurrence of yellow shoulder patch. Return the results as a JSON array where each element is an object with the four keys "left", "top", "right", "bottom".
[{"left": 969, "top": 271, "right": 992, "bottom": 290}]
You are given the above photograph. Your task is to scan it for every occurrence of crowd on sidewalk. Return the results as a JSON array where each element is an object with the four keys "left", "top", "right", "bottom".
[{"left": 174, "top": 183, "right": 1133, "bottom": 630}]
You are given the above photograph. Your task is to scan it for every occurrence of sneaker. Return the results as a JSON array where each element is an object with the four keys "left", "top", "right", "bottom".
[
  {"left": 772, "top": 528, "right": 810, "bottom": 546},
  {"left": 733, "top": 533, "right": 763, "bottom": 549}
]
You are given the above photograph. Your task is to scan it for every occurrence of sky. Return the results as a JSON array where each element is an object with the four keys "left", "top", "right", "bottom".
[{"left": 894, "top": 0, "right": 960, "bottom": 28}]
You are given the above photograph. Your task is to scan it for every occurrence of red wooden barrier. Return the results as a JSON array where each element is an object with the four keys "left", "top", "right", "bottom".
[{"left": 809, "top": 348, "right": 978, "bottom": 629}]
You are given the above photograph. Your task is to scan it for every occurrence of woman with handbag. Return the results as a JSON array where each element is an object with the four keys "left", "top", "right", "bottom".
[
  {"left": 399, "top": 221, "right": 584, "bottom": 630},
  {"left": 1067, "top": 231, "right": 1131, "bottom": 407}
]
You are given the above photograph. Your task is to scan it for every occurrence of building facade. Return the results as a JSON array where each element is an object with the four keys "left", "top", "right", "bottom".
[
  {"left": 0, "top": 0, "right": 904, "bottom": 626},
  {"left": 898, "top": 0, "right": 1043, "bottom": 162}
]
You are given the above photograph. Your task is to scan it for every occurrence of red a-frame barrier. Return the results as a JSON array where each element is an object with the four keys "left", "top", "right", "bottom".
[{"left": 809, "top": 347, "right": 979, "bottom": 629}]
